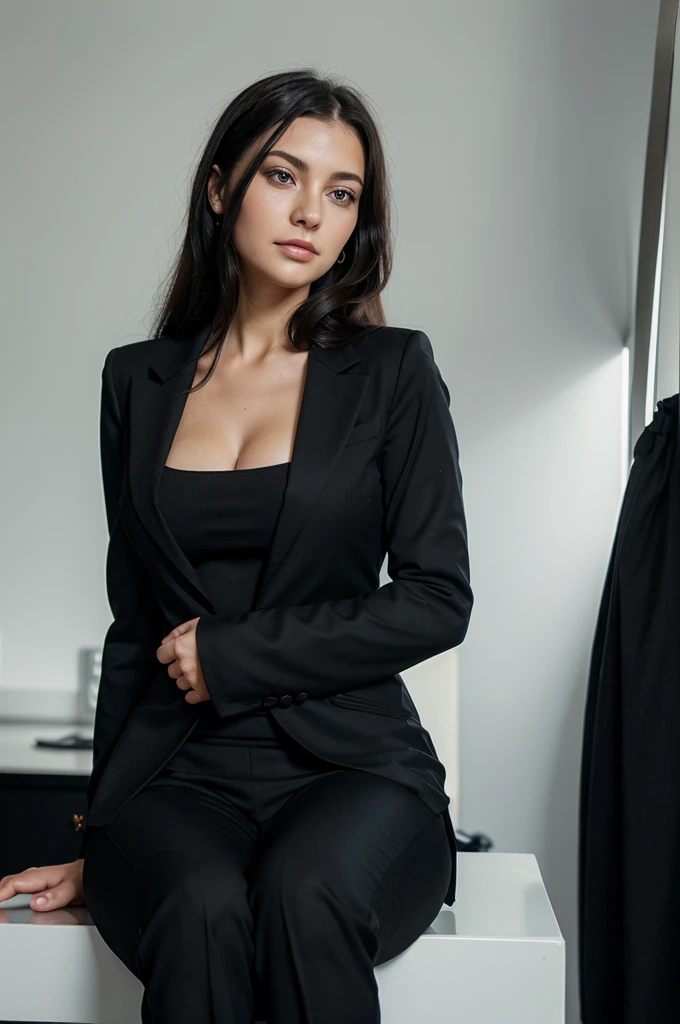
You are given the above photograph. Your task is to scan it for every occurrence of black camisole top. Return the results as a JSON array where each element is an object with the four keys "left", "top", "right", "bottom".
[{"left": 156, "top": 460, "right": 290, "bottom": 742}]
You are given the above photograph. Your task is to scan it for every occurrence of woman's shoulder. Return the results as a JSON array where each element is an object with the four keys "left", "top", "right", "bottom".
[
  {"left": 351, "top": 326, "right": 439, "bottom": 385},
  {"left": 104, "top": 335, "right": 170, "bottom": 371},
  {"left": 351, "top": 324, "right": 435, "bottom": 363}
]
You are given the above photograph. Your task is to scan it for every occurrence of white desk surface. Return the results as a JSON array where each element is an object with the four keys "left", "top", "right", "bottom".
[{"left": 0, "top": 722, "right": 93, "bottom": 776}]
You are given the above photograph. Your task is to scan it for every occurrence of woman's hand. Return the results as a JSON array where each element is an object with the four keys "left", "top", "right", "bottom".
[
  {"left": 0, "top": 860, "right": 85, "bottom": 911},
  {"left": 157, "top": 617, "right": 211, "bottom": 705}
]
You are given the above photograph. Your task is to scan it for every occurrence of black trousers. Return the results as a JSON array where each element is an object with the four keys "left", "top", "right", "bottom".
[{"left": 82, "top": 711, "right": 452, "bottom": 1024}]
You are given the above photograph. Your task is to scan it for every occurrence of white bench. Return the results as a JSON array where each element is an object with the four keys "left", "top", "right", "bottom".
[{"left": 0, "top": 851, "right": 565, "bottom": 1023}]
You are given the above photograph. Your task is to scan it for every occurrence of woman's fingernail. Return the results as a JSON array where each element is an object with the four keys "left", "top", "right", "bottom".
[{"left": 35, "top": 896, "right": 47, "bottom": 905}]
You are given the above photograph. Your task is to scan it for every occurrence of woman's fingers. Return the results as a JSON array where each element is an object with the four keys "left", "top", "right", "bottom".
[
  {"left": 160, "top": 617, "right": 199, "bottom": 645},
  {"left": 30, "top": 876, "right": 83, "bottom": 910},
  {"left": 0, "top": 863, "right": 85, "bottom": 911},
  {"left": 0, "top": 865, "right": 61, "bottom": 904}
]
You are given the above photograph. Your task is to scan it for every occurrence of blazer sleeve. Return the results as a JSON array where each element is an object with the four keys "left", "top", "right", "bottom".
[
  {"left": 195, "top": 329, "right": 474, "bottom": 717},
  {"left": 77, "top": 347, "right": 165, "bottom": 858}
]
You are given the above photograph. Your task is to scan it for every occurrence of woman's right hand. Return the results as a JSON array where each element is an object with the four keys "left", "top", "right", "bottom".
[{"left": 0, "top": 859, "right": 86, "bottom": 911}]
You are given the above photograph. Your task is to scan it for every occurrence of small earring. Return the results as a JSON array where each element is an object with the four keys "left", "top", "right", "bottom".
[{"left": 337, "top": 249, "right": 346, "bottom": 264}]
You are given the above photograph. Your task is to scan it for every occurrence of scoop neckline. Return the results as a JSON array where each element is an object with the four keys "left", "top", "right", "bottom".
[{"left": 163, "top": 461, "right": 291, "bottom": 474}]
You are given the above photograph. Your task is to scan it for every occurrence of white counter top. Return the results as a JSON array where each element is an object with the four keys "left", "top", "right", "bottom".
[{"left": 0, "top": 723, "right": 93, "bottom": 776}]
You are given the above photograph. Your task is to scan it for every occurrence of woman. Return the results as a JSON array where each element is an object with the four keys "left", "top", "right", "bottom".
[{"left": 0, "top": 68, "right": 473, "bottom": 1022}]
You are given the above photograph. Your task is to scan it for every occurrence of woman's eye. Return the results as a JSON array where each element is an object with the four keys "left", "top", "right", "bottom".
[
  {"left": 271, "top": 169, "right": 293, "bottom": 185},
  {"left": 331, "top": 188, "right": 356, "bottom": 204},
  {"left": 266, "top": 170, "right": 356, "bottom": 204}
]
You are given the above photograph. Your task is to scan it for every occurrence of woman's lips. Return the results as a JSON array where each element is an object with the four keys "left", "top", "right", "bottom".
[{"left": 274, "top": 243, "right": 317, "bottom": 261}]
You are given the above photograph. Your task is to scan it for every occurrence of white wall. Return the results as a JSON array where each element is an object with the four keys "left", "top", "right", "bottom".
[
  {"left": 0, "top": 2, "right": 661, "bottom": 1021},
  {"left": 657, "top": 6, "right": 680, "bottom": 408}
]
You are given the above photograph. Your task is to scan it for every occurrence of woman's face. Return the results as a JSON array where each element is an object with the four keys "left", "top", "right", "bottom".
[{"left": 208, "top": 115, "right": 365, "bottom": 291}]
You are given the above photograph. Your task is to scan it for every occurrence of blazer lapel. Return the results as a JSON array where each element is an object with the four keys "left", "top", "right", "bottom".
[
  {"left": 254, "top": 344, "right": 369, "bottom": 609},
  {"left": 124, "top": 321, "right": 374, "bottom": 619},
  {"left": 126, "top": 323, "right": 216, "bottom": 614}
]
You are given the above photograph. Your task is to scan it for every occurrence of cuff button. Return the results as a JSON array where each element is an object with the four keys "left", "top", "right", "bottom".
[
  {"left": 294, "top": 692, "right": 308, "bottom": 704},
  {"left": 278, "top": 694, "right": 293, "bottom": 708}
]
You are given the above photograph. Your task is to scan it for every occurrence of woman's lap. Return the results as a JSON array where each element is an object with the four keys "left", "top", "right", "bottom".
[{"left": 83, "top": 763, "right": 451, "bottom": 976}]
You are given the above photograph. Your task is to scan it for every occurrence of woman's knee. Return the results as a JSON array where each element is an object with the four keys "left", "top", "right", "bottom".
[{"left": 164, "top": 859, "right": 252, "bottom": 926}]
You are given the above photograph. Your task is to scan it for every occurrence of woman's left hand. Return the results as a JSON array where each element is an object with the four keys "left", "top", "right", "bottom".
[{"left": 157, "top": 618, "right": 211, "bottom": 704}]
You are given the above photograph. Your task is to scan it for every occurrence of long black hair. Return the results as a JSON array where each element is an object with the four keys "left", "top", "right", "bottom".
[{"left": 148, "top": 67, "right": 394, "bottom": 393}]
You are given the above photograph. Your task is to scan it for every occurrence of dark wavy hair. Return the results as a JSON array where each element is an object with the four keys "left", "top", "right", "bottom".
[{"left": 148, "top": 67, "right": 394, "bottom": 394}]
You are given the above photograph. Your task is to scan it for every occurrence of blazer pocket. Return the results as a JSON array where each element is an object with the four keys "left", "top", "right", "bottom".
[
  {"left": 329, "top": 691, "right": 414, "bottom": 720},
  {"left": 344, "top": 415, "right": 382, "bottom": 446}
]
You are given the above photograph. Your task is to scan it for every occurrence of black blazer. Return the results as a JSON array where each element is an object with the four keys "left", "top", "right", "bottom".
[{"left": 78, "top": 321, "right": 474, "bottom": 907}]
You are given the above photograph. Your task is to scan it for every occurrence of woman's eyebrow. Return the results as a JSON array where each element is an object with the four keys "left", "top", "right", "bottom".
[{"left": 266, "top": 149, "right": 364, "bottom": 187}]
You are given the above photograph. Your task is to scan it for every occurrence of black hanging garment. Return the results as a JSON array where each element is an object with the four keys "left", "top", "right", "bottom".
[{"left": 579, "top": 394, "right": 680, "bottom": 1022}]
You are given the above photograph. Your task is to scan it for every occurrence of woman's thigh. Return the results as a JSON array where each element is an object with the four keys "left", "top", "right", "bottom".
[
  {"left": 252, "top": 768, "right": 452, "bottom": 965},
  {"left": 82, "top": 780, "right": 261, "bottom": 977}
]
